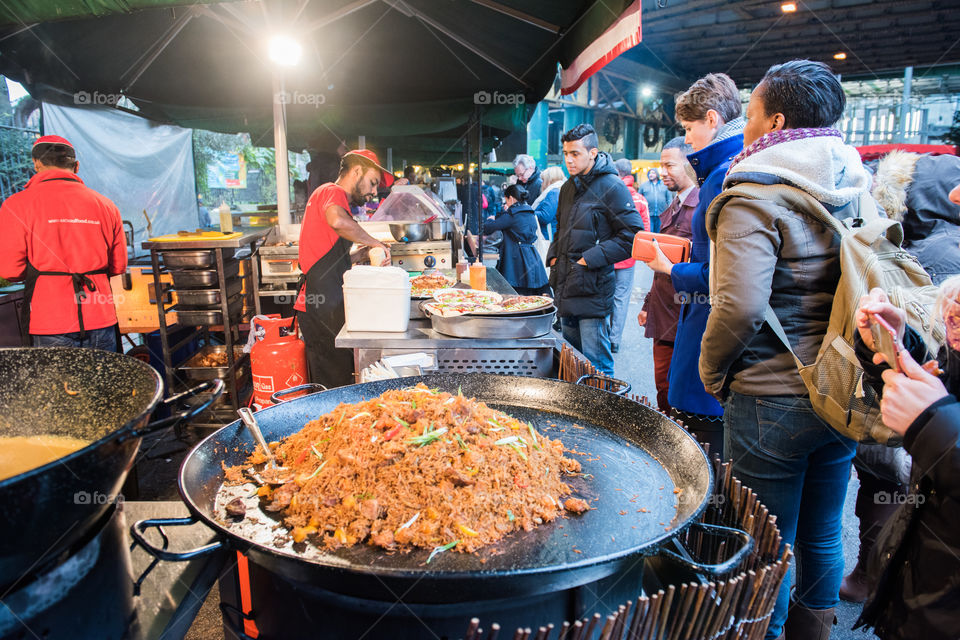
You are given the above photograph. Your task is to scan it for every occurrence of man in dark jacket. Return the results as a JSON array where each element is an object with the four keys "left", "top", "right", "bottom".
[
  {"left": 638, "top": 137, "right": 698, "bottom": 413},
  {"left": 547, "top": 124, "right": 643, "bottom": 375},
  {"left": 514, "top": 154, "right": 542, "bottom": 204}
]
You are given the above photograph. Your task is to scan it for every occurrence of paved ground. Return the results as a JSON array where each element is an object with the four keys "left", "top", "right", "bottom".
[{"left": 617, "top": 267, "right": 873, "bottom": 639}]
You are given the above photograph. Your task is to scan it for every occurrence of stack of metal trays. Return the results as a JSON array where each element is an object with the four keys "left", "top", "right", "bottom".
[
  {"left": 429, "top": 305, "right": 556, "bottom": 339},
  {"left": 159, "top": 248, "right": 235, "bottom": 270},
  {"left": 177, "top": 295, "right": 244, "bottom": 326},
  {"left": 176, "top": 279, "right": 243, "bottom": 308}
]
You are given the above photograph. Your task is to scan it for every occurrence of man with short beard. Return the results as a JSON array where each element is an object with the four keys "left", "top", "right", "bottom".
[
  {"left": 295, "top": 150, "right": 392, "bottom": 387},
  {"left": 638, "top": 137, "right": 698, "bottom": 413}
]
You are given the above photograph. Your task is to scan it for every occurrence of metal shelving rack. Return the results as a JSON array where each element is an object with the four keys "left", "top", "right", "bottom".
[{"left": 142, "top": 229, "right": 269, "bottom": 427}]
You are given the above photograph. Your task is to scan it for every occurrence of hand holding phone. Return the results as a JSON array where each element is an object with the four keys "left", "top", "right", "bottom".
[{"left": 869, "top": 312, "right": 904, "bottom": 372}]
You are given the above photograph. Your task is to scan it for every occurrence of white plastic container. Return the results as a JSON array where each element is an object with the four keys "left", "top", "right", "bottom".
[{"left": 342, "top": 266, "right": 411, "bottom": 332}]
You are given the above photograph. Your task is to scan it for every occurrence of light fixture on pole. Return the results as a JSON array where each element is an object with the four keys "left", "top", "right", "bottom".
[
  {"left": 268, "top": 33, "right": 301, "bottom": 231},
  {"left": 268, "top": 34, "right": 302, "bottom": 67},
  {"left": 780, "top": 2, "right": 797, "bottom": 13},
  {"left": 833, "top": 52, "right": 847, "bottom": 60},
  {"left": 641, "top": 85, "right": 653, "bottom": 98}
]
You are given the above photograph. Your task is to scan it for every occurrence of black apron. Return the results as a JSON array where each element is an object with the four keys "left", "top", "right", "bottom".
[
  {"left": 21, "top": 260, "right": 109, "bottom": 347},
  {"left": 296, "top": 237, "right": 355, "bottom": 388}
]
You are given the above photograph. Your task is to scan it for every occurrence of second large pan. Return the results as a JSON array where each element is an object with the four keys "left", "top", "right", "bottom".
[{"left": 135, "top": 374, "right": 745, "bottom": 603}]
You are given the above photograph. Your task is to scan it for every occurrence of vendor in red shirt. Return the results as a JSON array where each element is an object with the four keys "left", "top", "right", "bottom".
[
  {"left": 0, "top": 136, "right": 126, "bottom": 351},
  {"left": 295, "top": 149, "right": 392, "bottom": 387}
]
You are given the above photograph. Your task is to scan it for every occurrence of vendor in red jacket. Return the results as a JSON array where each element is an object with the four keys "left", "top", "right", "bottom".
[
  {"left": 295, "top": 150, "right": 392, "bottom": 387},
  {"left": 0, "top": 136, "right": 127, "bottom": 351}
]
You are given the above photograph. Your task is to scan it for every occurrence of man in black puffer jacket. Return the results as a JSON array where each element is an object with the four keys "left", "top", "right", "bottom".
[{"left": 547, "top": 124, "right": 643, "bottom": 375}]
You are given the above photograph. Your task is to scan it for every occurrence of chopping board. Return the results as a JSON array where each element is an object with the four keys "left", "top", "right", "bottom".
[{"left": 148, "top": 231, "right": 243, "bottom": 242}]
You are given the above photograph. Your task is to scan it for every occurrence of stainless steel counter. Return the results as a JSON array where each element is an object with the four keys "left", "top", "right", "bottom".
[{"left": 336, "top": 267, "right": 561, "bottom": 377}]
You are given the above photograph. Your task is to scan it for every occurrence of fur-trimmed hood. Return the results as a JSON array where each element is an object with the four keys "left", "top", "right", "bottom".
[
  {"left": 872, "top": 151, "right": 960, "bottom": 230},
  {"left": 872, "top": 150, "right": 922, "bottom": 221}
]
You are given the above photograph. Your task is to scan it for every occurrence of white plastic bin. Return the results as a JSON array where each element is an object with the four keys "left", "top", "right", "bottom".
[{"left": 342, "top": 266, "right": 411, "bottom": 332}]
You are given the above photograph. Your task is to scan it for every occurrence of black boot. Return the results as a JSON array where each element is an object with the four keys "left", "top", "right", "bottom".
[{"left": 840, "top": 475, "right": 901, "bottom": 602}]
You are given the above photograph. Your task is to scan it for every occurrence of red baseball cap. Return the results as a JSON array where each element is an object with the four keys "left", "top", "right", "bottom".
[
  {"left": 33, "top": 135, "right": 74, "bottom": 149},
  {"left": 343, "top": 149, "right": 394, "bottom": 188}
]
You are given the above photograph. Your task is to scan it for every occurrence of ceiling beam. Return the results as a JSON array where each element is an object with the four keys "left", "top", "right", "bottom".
[
  {"left": 466, "top": 0, "right": 560, "bottom": 33},
  {"left": 304, "top": 0, "right": 380, "bottom": 32},
  {"left": 647, "top": 20, "right": 957, "bottom": 56},
  {"left": 644, "top": 7, "right": 951, "bottom": 42}
]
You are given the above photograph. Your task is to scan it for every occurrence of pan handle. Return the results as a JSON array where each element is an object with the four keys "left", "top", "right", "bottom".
[
  {"left": 121, "top": 379, "right": 225, "bottom": 441},
  {"left": 130, "top": 517, "right": 225, "bottom": 562},
  {"left": 270, "top": 383, "right": 327, "bottom": 404},
  {"left": 659, "top": 522, "right": 755, "bottom": 577},
  {"left": 575, "top": 374, "right": 632, "bottom": 396}
]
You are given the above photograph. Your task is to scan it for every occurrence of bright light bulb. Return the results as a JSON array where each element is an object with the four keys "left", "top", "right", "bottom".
[
  {"left": 641, "top": 86, "right": 653, "bottom": 98},
  {"left": 781, "top": 2, "right": 797, "bottom": 13},
  {"left": 268, "top": 35, "right": 302, "bottom": 67},
  {"left": 833, "top": 52, "right": 847, "bottom": 60}
]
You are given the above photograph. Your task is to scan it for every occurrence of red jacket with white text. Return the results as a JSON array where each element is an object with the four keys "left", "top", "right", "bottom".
[{"left": 0, "top": 170, "right": 127, "bottom": 335}]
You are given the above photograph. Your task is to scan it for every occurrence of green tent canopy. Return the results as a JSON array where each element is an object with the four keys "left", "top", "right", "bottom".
[{"left": 0, "top": 0, "right": 634, "bottom": 159}]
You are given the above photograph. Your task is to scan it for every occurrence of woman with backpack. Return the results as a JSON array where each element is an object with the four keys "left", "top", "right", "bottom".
[
  {"left": 484, "top": 184, "right": 549, "bottom": 295},
  {"left": 698, "top": 60, "right": 875, "bottom": 639},
  {"left": 853, "top": 281, "right": 960, "bottom": 640}
]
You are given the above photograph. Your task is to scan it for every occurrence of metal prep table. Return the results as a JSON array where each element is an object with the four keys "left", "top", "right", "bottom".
[
  {"left": 336, "top": 267, "right": 563, "bottom": 378},
  {"left": 141, "top": 228, "right": 270, "bottom": 424}
]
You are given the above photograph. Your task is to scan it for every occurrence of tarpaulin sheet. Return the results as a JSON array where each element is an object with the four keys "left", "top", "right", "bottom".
[{"left": 42, "top": 103, "right": 198, "bottom": 250}]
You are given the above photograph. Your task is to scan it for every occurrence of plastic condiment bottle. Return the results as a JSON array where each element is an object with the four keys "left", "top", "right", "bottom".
[
  {"left": 469, "top": 263, "right": 487, "bottom": 291},
  {"left": 218, "top": 203, "right": 233, "bottom": 233},
  {"left": 456, "top": 260, "right": 469, "bottom": 283}
]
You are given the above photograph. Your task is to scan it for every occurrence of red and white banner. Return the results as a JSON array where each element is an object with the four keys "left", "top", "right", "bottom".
[{"left": 560, "top": 0, "right": 642, "bottom": 96}]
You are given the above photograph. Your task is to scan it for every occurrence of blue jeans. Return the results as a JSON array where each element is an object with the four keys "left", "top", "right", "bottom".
[
  {"left": 32, "top": 326, "right": 118, "bottom": 352},
  {"left": 610, "top": 265, "right": 635, "bottom": 348},
  {"left": 649, "top": 215, "right": 661, "bottom": 233},
  {"left": 561, "top": 316, "right": 614, "bottom": 376},
  {"left": 724, "top": 391, "right": 856, "bottom": 639}
]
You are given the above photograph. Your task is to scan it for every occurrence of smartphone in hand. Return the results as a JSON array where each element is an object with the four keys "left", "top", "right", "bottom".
[{"left": 869, "top": 313, "right": 903, "bottom": 372}]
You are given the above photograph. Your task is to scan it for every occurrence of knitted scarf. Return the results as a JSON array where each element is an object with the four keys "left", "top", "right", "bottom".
[{"left": 729, "top": 127, "right": 843, "bottom": 170}]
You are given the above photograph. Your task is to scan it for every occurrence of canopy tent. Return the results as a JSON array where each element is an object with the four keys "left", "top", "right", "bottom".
[{"left": 0, "top": 0, "right": 635, "bottom": 162}]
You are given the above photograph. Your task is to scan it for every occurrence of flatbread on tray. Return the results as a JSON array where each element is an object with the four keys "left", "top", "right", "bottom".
[
  {"left": 409, "top": 273, "right": 456, "bottom": 298},
  {"left": 422, "top": 291, "right": 553, "bottom": 318}
]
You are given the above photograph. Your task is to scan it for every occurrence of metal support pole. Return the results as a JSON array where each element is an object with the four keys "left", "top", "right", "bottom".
[
  {"left": 272, "top": 73, "right": 292, "bottom": 230},
  {"left": 898, "top": 66, "right": 913, "bottom": 143},
  {"left": 477, "top": 108, "right": 484, "bottom": 264}
]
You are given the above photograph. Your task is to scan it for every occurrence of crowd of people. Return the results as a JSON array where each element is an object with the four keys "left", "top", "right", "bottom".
[
  {"left": 2, "top": 53, "right": 957, "bottom": 640},
  {"left": 479, "top": 59, "right": 960, "bottom": 640}
]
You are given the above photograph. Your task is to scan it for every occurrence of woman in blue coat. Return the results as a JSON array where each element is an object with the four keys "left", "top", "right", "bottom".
[
  {"left": 485, "top": 184, "right": 550, "bottom": 295},
  {"left": 643, "top": 72, "right": 744, "bottom": 457}
]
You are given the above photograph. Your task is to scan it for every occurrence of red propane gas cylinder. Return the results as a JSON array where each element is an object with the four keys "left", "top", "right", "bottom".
[{"left": 250, "top": 315, "right": 308, "bottom": 408}]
